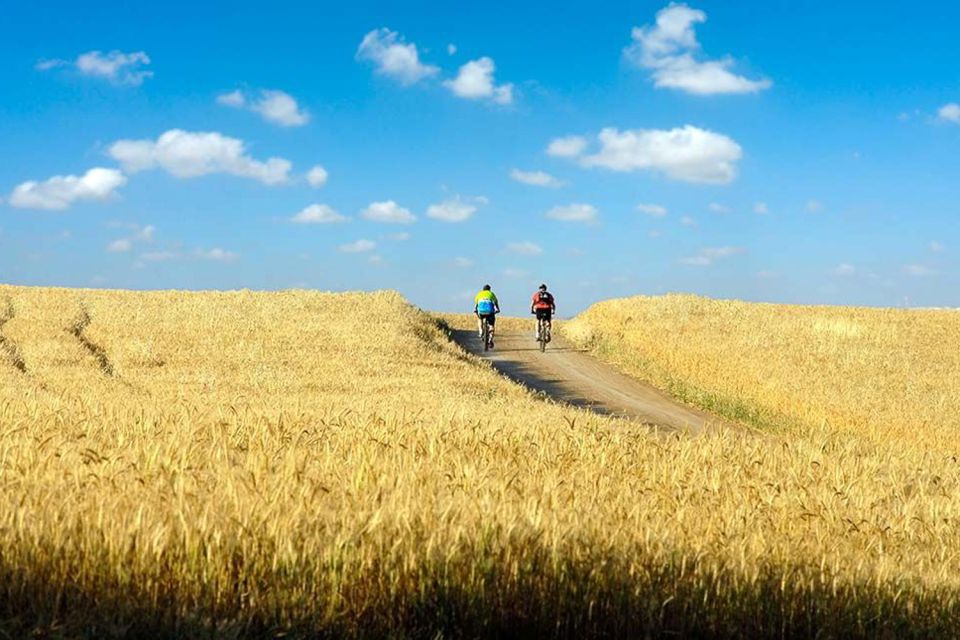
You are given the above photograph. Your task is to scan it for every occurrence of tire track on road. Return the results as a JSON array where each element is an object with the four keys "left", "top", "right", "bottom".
[{"left": 69, "top": 305, "right": 115, "bottom": 376}]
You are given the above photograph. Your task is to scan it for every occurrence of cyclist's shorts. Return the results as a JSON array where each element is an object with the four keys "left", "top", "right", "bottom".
[
  {"left": 478, "top": 312, "right": 497, "bottom": 326},
  {"left": 535, "top": 309, "right": 552, "bottom": 321}
]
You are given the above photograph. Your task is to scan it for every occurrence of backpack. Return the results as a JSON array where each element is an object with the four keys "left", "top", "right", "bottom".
[{"left": 536, "top": 291, "right": 553, "bottom": 306}]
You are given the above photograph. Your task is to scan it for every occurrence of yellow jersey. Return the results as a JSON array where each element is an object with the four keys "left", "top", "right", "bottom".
[{"left": 474, "top": 290, "right": 498, "bottom": 314}]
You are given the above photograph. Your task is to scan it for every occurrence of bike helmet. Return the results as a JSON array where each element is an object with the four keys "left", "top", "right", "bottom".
[
  {"left": 539, "top": 283, "right": 548, "bottom": 291},
  {"left": 483, "top": 284, "right": 491, "bottom": 291}
]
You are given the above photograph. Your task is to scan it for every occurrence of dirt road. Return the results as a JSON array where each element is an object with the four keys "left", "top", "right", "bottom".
[{"left": 450, "top": 328, "right": 722, "bottom": 433}]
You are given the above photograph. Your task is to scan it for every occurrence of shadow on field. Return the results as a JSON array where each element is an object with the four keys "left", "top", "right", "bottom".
[{"left": 1, "top": 543, "right": 956, "bottom": 639}]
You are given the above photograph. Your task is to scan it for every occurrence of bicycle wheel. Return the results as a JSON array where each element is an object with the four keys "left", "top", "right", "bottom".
[
  {"left": 539, "top": 319, "right": 547, "bottom": 352},
  {"left": 482, "top": 319, "right": 490, "bottom": 352}
]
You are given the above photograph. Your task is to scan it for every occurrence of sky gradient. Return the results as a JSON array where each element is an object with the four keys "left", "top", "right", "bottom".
[{"left": 2, "top": 0, "right": 959, "bottom": 315}]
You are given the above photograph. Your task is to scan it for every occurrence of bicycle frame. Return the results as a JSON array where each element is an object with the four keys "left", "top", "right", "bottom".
[
  {"left": 481, "top": 316, "right": 493, "bottom": 351},
  {"left": 537, "top": 316, "right": 551, "bottom": 352}
]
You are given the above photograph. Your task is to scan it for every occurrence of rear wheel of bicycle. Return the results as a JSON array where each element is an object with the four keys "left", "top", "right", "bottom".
[
  {"left": 482, "top": 319, "right": 490, "bottom": 351},
  {"left": 539, "top": 319, "right": 547, "bottom": 352}
]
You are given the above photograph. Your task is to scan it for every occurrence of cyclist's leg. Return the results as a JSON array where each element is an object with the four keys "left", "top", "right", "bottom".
[{"left": 535, "top": 310, "right": 548, "bottom": 339}]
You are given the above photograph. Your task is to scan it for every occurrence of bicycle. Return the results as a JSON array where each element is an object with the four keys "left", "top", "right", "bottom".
[
  {"left": 536, "top": 316, "right": 551, "bottom": 353},
  {"left": 480, "top": 314, "right": 496, "bottom": 351}
]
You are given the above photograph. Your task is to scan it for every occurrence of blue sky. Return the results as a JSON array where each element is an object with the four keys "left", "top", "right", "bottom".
[{"left": 2, "top": 0, "right": 959, "bottom": 315}]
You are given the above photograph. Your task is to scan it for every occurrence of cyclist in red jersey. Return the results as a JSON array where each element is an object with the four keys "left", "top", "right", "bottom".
[{"left": 530, "top": 283, "right": 556, "bottom": 342}]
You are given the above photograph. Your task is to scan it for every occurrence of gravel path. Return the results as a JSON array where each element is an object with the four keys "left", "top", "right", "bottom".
[{"left": 450, "top": 328, "right": 723, "bottom": 433}]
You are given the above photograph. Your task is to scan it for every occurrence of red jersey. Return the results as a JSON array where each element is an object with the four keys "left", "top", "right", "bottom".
[{"left": 532, "top": 290, "right": 555, "bottom": 310}]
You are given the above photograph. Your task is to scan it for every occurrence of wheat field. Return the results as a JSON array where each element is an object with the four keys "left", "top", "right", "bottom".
[
  {"left": 1, "top": 285, "right": 959, "bottom": 637},
  {"left": 563, "top": 294, "right": 960, "bottom": 445}
]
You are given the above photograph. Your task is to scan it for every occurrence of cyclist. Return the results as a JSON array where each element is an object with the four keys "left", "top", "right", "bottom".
[
  {"left": 531, "top": 283, "right": 556, "bottom": 342},
  {"left": 474, "top": 284, "right": 500, "bottom": 345}
]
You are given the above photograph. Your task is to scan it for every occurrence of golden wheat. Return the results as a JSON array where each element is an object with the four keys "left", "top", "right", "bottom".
[
  {"left": 563, "top": 294, "right": 960, "bottom": 446},
  {"left": 1, "top": 285, "right": 958, "bottom": 637}
]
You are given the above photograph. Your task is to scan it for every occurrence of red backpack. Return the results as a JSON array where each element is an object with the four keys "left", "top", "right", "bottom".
[{"left": 534, "top": 291, "right": 554, "bottom": 308}]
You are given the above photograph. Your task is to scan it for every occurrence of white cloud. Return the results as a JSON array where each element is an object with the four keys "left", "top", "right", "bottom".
[
  {"left": 196, "top": 248, "right": 238, "bottom": 262},
  {"left": 546, "top": 203, "right": 598, "bottom": 223},
  {"left": 938, "top": 103, "right": 960, "bottom": 124},
  {"left": 426, "top": 196, "right": 481, "bottom": 222},
  {"left": 216, "top": 90, "right": 245, "bottom": 107},
  {"left": 806, "top": 199, "right": 823, "bottom": 213},
  {"left": 510, "top": 169, "right": 564, "bottom": 188},
  {"left": 546, "top": 135, "right": 588, "bottom": 158},
  {"left": 137, "top": 224, "right": 155, "bottom": 242},
  {"left": 680, "top": 215, "right": 697, "bottom": 227},
  {"left": 624, "top": 4, "right": 770, "bottom": 95},
  {"left": 105, "top": 223, "right": 154, "bottom": 254},
  {"left": 35, "top": 59, "right": 63, "bottom": 71},
  {"left": 637, "top": 203, "right": 668, "bottom": 217},
  {"left": 447, "top": 44, "right": 457, "bottom": 55},
  {"left": 109, "top": 129, "right": 292, "bottom": 185},
  {"left": 757, "top": 270, "right": 777, "bottom": 279},
  {"left": 307, "top": 165, "right": 328, "bottom": 187},
  {"left": 39, "top": 50, "right": 153, "bottom": 85},
  {"left": 708, "top": 202, "right": 731, "bottom": 213},
  {"left": 930, "top": 241, "right": 945, "bottom": 253},
  {"left": 502, "top": 268, "right": 529, "bottom": 279},
  {"left": 361, "top": 200, "right": 416, "bottom": 224},
  {"left": 356, "top": 28, "right": 439, "bottom": 85},
  {"left": 680, "top": 246, "right": 744, "bottom": 266},
  {"left": 506, "top": 241, "right": 543, "bottom": 255},
  {"left": 493, "top": 86, "right": 514, "bottom": 105},
  {"left": 251, "top": 90, "right": 309, "bottom": 127},
  {"left": 575, "top": 126, "right": 742, "bottom": 184},
  {"left": 218, "top": 89, "right": 309, "bottom": 127},
  {"left": 904, "top": 264, "right": 937, "bottom": 277},
  {"left": 833, "top": 263, "right": 856, "bottom": 276},
  {"left": 339, "top": 239, "right": 376, "bottom": 253},
  {"left": 389, "top": 232, "right": 411, "bottom": 241},
  {"left": 453, "top": 256, "right": 473, "bottom": 268},
  {"left": 290, "top": 204, "right": 347, "bottom": 224},
  {"left": 753, "top": 201, "right": 769, "bottom": 214},
  {"left": 107, "top": 238, "right": 132, "bottom": 253},
  {"left": 9, "top": 167, "right": 127, "bottom": 211},
  {"left": 444, "top": 57, "right": 514, "bottom": 105}
]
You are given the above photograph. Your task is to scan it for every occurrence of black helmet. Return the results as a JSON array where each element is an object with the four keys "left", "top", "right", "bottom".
[
  {"left": 483, "top": 284, "right": 491, "bottom": 291},
  {"left": 539, "top": 283, "right": 547, "bottom": 291}
]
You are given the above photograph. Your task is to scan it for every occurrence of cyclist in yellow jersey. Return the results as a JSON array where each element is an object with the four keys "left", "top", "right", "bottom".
[{"left": 474, "top": 284, "right": 500, "bottom": 342}]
